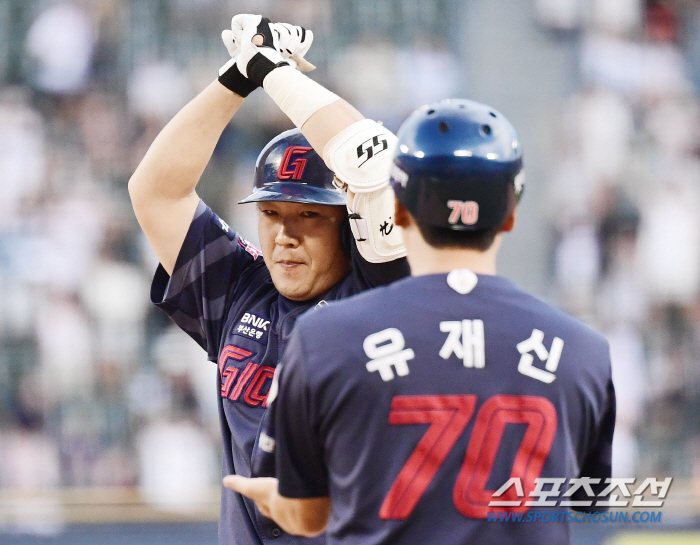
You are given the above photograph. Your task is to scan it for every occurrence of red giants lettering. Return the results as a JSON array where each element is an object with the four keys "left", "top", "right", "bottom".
[
  {"left": 278, "top": 146, "right": 312, "bottom": 180},
  {"left": 218, "top": 345, "right": 275, "bottom": 408}
]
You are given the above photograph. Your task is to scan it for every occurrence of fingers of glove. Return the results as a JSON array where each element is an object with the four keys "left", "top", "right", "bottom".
[
  {"left": 296, "top": 28, "right": 313, "bottom": 59},
  {"left": 231, "top": 13, "right": 261, "bottom": 36},
  {"left": 237, "top": 16, "right": 265, "bottom": 78},
  {"left": 271, "top": 23, "right": 313, "bottom": 59},
  {"left": 253, "top": 16, "right": 277, "bottom": 49},
  {"left": 227, "top": 22, "right": 243, "bottom": 48},
  {"left": 235, "top": 15, "right": 287, "bottom": 82},
  {"left": 271, "top": 23, "right": 296, "bottom": 55},
  {"left": 240, "top": 16, "right": 273, "bottom": 50},
  {"left": 221, "top": 29, "right": 238, "bottom": 58}
]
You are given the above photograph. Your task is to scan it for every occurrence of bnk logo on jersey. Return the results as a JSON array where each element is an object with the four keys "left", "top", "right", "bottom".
[
  {"left": 235, "top": 312, "right": 270, "bottom": 344},
  {"left": 278, "top": 146, "right": 312, "bottom": 180}
]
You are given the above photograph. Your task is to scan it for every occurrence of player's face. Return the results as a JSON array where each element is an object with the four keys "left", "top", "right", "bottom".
[{"left": 257, "top": 201, "right": 351, "bottom": 301}]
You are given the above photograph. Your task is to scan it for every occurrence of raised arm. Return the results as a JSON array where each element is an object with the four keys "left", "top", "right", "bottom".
[
  {"left": 233, "top": 15, "right": 406, "bottom": 265},
  {"left": 128, "top": 82, "right": 244, "bottom": 274},
  {"left": 129, "top": 18, "right": 322, "bottom": 274}
]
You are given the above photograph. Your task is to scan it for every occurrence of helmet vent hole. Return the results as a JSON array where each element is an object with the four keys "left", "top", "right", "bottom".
[
  {"left": 489, "top": 111, "right": 497, "bottom": 118},
  {"left": 438, "top": 121, "right": 450, "bottom": 133},
  {"left": 427, "top": 109, "right": 435, "bottom": 115},
  {"left": 481, "top": 124, "right": 492, "bottom": 135}
]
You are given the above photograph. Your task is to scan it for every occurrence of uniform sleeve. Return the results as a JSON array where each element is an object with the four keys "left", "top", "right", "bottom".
[
  {"left": 572, "top": 375, "right": 616, "bottom": 512},
  {"left": 150, "top": 200, "right": 266, "bottom": 361},
  {"left": 273, "top": 326, "right": 329, "bottom": 498}
]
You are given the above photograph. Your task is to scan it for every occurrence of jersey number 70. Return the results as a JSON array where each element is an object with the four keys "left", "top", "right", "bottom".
[{"left": 379, "top": 394, "right": 557, "bottom": 520}]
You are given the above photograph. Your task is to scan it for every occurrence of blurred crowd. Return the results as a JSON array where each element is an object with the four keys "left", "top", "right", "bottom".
[
  {"left": 537, "top": 0, "right": 700, "bottom": 482},
  {"left": 0, "top": 0, "right": 699, "bottom": 532}
]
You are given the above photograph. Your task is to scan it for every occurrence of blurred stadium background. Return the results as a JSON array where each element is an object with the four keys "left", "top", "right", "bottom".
[{"left": 1, "top": 0, "right": 700, "bottom": 543}]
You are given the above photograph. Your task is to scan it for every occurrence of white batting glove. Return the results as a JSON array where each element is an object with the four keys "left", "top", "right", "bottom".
[
  {"left": 234, "top": 15, "right": 287, "bottom": 84},
  {"left": 233, "top": 15, "right": 317, "bottom": 86},
  {"left": 270, "top": 22, "right": 315, "bottom": 71},
  {"left": 217, "top": 16, "right": 258, "bottom": 96}
]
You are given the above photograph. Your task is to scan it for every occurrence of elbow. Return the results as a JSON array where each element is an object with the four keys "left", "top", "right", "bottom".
[
  {"left": 298, "top": 502, "right": 330, "bottom": 536},
  {"left": 302, "top": 526, "right": 327, "bottom": 538},
  {"left": 127, "top": 172, "right": 142, "bottom": 205},
  {"left": 295, "top": 516, "right": 327, "bottom": 537},
  {"left": 272, "top": 496, "right": 330, "bottom": 537},
  {"left": 280, "top": 519, "right": 327, "bottom": 538},
  {"left": 128, "top": 170, "right": 153, "bottom": 215}
]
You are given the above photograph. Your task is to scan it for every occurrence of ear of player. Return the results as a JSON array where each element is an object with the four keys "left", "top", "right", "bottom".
[{"left": 390, "top": 99, "right": 525, "bottom": 232}]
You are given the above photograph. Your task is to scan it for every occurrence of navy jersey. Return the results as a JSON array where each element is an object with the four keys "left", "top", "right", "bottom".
[
  {"left": 151, "top": 200, "right": 409, "bottom": 545},
  {"left": 273, "top": 270, "right": 615, "bottom": 545}
]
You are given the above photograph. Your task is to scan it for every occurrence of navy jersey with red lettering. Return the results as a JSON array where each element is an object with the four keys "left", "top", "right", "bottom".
[
  {"left": 151, "top": 200, "right": 409, "bottom": 545},
  {"left": 272, "top": 270, "right": 615, "bottom": 545}
]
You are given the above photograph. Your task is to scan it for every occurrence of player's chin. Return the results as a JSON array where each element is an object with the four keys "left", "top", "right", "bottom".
[
  {"left": 271, "top": 270, "right": 314, "bottom": 301},
  {"left": 272, "top": 262, "right": 306, "bottom": 284}
]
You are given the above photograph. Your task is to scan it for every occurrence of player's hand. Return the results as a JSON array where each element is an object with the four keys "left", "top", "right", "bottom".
[
  {"left": 217, "top": 15, "right": 259, "bottom": 97},
  {"left": 229, "top": 15, "right": 315, "bottom": 71},
  {"left": 223, "top": 475, "right": 278, "bottom": 519},
  {"left": 269, "top": 22, "right": 315, "bottom": 72},
  {"left": 233, "top": 14, "right": 285, "bottom": 85},
  {"left": 233, "top": 15, "right": 315, "bottom": 86}
]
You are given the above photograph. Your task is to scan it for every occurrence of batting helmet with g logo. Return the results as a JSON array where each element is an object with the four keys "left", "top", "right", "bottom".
[
  {"left": 239, "top": 129, "right": 345, "bottom": 206},
  {"left": 390, "top": 99, "right": 524, "bottom": 231}
]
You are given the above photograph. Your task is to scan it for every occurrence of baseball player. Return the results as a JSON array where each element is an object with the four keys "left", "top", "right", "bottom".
[
  {"left": 226, "top": 99, "right": 617, "bottom": 544},
  {"left": 129, "top": 14, "right": 408, "bottom": 545}
]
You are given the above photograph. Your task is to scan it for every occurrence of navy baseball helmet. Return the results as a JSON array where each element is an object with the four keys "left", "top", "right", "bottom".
[
  {"left": 239, "top": 128, "right": 345, "bottom": 206},
  {"left": 390, "top": 99, "right": 524, "bottom": 231}
]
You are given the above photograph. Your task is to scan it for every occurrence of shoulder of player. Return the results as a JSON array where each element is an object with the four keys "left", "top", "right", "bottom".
[
  {"left": 193, "top": 201, "right": 266, "bottom": 267},
  {"left": 294, "top": 280, "right": 404, "bottom": 340},
  {"left": 513, "top": 286, "right": 609, "bottom": 351},
  {"left": 305, "top": 286, "right": 390, "bottom": 320},
  {"left": 181, "top": 200, "right": 269, "bottom": 287}
]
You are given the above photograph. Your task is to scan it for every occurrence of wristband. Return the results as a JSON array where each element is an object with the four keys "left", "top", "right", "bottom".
[
  {"left": 263, "top": 65, "right": 339, "bottom": 128},
  {"left": 247, "top": 54, "right": 289, "bottom": 87},
  {"left": 218, "top": 59, "right": 259, "bottom": 97}
]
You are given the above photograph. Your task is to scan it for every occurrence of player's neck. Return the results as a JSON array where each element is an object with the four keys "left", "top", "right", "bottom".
[{"left": 403, "top": 228, "right": 500, "bottom": 276}]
